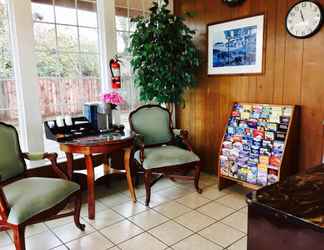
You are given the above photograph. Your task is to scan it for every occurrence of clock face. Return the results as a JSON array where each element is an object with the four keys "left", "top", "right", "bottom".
[{"left": 286, "top": 1, "right": 323, "bottom": 38}]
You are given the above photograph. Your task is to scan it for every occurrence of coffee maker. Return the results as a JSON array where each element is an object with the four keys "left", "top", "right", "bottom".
[{"left": 84, "top": 102, "right": 111, "bottom": 132}]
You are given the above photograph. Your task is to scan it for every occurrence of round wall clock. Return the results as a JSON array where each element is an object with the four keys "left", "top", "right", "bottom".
[
  {"left": 223, "top": 0, "right": 245, "bottom": 7},
  {"left": 286, "top": 0, "right": 323, "bottom": 39}
]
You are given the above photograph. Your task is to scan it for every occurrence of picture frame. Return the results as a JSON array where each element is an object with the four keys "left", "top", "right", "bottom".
[{"left": 207, "top": 14, "right": 265, "bottom": 75}]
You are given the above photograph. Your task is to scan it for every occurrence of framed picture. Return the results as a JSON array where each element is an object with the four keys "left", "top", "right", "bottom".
[{"left": 208, "top": 14, "right": 265, "bottom": 75}]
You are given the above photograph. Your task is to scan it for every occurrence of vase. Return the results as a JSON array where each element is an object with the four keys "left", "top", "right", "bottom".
[
  {"left": 105, "top": 103, "right": 113, "bottom": 129},
  {"left": 112, "top": 108, "right": 121, "bottom": 126}
]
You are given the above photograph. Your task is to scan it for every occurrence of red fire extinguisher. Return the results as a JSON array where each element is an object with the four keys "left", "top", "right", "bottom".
[{"left": 109, "top": 56, "right": 121, "bottom": 89}]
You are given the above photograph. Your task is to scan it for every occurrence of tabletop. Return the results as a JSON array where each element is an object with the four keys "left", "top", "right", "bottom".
[
  {"left": 247, "top": 164, "right": 324, "bottom": 231},
  {"left": 60, "top": 130, "right": 135, "bottom": 147}
]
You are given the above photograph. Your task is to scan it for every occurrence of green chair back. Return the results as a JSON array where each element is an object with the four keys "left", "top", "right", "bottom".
[
  {"left": 129, "top": 105, "right": 173, "bottom": 146},
  {"left": 0, "top": 123, "right": 25, "bottom": 181}
]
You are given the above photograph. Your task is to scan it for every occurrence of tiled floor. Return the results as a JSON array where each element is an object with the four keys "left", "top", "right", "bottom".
[{"left": 0, "top": 174, "right": 249, "bottom": 250}]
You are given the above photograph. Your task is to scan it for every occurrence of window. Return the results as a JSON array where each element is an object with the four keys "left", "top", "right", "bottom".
[
  {"left": 32, "top": 0, "right": 100, "bottom": 118},
  {"left": 31, "top": 0, "right": 101, "bottom": 153},
  {"left": 0, "top": 0, "right": 19, "bottom": 131},
  {"left": 2, "top": 0, "right": 171, "bottom": 166},
  {"left": 114, "top": 0, "right": 152, "bottom": 124}
]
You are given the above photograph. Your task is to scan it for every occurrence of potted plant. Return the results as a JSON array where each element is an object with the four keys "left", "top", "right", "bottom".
[{"left": 129, "top": 0, "right": 200, "bottom": 115}]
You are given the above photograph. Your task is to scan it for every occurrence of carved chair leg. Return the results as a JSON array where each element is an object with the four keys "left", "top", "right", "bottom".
[
  {"left": 132, "top": 161, "right": 140, "bottom": 187},
  {"left": 194, "top": 163, "right": 202, "bottom": 194},
  {"left": 74, "top": 191, "right": 85, "bottom": 231},
  {"left": 144, "top": 170, "right": 152, "bottom": 206},
  {"left": 13, "top": 225, "right": 25, "bottom": 250}
]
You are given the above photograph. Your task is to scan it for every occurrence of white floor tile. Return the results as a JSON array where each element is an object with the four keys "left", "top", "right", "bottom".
[
  {"left": 171, "top": 179, "right": 197, "bottom": 190},
  {"left": 132, "top": 185, "right": 147, "bottom": 198},
  {"left": 45, "top": 216, "right": 74, "bottom": 229},
  {"left": 52, "top": 220, "right": 95, "bottom": 243},
  {"left": 153, "top": 201, "right": 192, "bottom": 219},
  {"left": 25, "top": 230, "right": 62, "bottom": 250},
  {"left": 67, "top": 231, "right": 114, "bottom": 250},
  {"left": 199, "top": 222, "right": 245, "bottom": 248},
  {"left": 80, "top": 200, "right": 107, "bottom": 217},
  {"left": 7, "top": 223, "right": 49, "bottom": 240},
  {"left": 25, "top": 223, "right": 48, "bottom": 238},
  {"left": 175, "top": 211, "right": 216, "bottom": 232},
  {"left": 118, "top": 233, "right": 167, "bottom": 250},
  {"left": 100, "top": 220, "right": 143, "bottom": 244},
  {"left": 0, "top": 232, "right": 11, "bottom": 247},
  {"left": 112, "top": 202, "right": 149, "bottom": 217},
  {"left": 128, "top": 210, "right": 169, "bottom": 230},
  {"left": 137, "top": 193, "right": 170, "bottom": 208},
  {"left": 51, "top": 246, "right": 68, "bottom": 250},
  {"left": 0, "top": 244, "right": 15, "bottom": 250},
  {"left": 151, "top": 178, "right": 176, "bottom": 192},
  {"left": 216, "top": 194, "right": 247, "bottom": 210},
  {"left": 199, "top": 175, "right": 218, "bottom": 187},
  {"left": 156, "top": 187, "right": 190, "bottom": 201},
  {"left": 98, "top": 194, "right": 131, "bottom": 208},
  {"left": 197, "top": 201, "right": 235, "bottom": 220},
  {"left": 201, "top": 186, "right": 230, "bottom": 200},
  {"left": 176, "top": 193, "right": 210, "bottom": 209},
  {"left": 84, "top": 208, "right": 124, "bottom": 230},
  {"left": 149, "top": 221, "right": 192, "bottom": 246},
  {"left": 228, "top": 236, "right": 247, "bottom": 250},
  {"left": 239, "top": 207, "right": 248, "bottom": 215},
  {"left": 222, "top": 211, "right": 248, "bottom": 233},
  {"left": 109, "top": 247, "right": 121, "bottom": 250},
  {"left": 172, "top": 234, "right": 222, "bottom": 250}
]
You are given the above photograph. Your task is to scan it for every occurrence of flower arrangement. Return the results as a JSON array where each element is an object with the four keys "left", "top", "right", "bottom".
[{"left": 101, "top": 91, "right": 125, "bottom": 106}]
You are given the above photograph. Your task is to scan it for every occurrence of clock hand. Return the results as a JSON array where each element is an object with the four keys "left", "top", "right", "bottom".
[{"left": 300, "top": 10, "right": 305, "bottom": 22}]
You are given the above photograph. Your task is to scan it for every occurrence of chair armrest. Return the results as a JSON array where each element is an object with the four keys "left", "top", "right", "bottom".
[
  {"left": 0, "top": 176, "right": 9, "bottom": 220},
  {"left": 134, "top": 134, "right": 145, "bottom": 163},
  {"left": 173, "top": 129, "right": 189, "bottom": 139},
  {"left": 172, "top": 129, "right": 193, "bottom": 151},
  {"left": 22, "top": 152, "right": 69, "bottom": 180},
  {"left": 22, "top": 152, "right": 45, "bottom": 161}
]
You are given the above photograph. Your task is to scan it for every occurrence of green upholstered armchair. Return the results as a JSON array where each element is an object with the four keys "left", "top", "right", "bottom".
[
  {"left": 0, "top": 122, "right": 85, "bottom": 250},
  {"left": 129, "top": 105, "right": 202, "bottom": 206}
]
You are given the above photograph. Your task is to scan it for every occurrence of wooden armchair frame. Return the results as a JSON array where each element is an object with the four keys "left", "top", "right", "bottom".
[
  {"left": 129, "top": 105, "right": 202, "bottom": 206},
  {"left": 0, "top": 122, "right": 85, "bottom": 250}
]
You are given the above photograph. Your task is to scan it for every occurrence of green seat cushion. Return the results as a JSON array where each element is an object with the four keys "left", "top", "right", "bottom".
[
  {"left": 134, "top": 145, "right": 200, "bottom": 170},
  {"left": 4, "top": 177, "right": 80, "bottom": 225}
]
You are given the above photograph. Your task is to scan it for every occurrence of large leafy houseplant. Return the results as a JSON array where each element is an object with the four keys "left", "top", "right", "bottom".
[{"left": 129, "top": 0, "right": 199, "bottom": 113}]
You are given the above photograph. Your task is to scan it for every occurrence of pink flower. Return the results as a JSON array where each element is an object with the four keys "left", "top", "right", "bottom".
[{"left": 101, "top": 91, "right": 125, "bottom": 105}]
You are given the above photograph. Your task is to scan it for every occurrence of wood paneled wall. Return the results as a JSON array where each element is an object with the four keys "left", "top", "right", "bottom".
[{"left": 174, "top": 0, "right": 324, "bottom": 173}]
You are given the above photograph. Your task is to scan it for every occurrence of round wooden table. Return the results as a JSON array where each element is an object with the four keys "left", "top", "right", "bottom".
[{"left": 59, "top": 131, "right": 136, "bottom": 219}]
